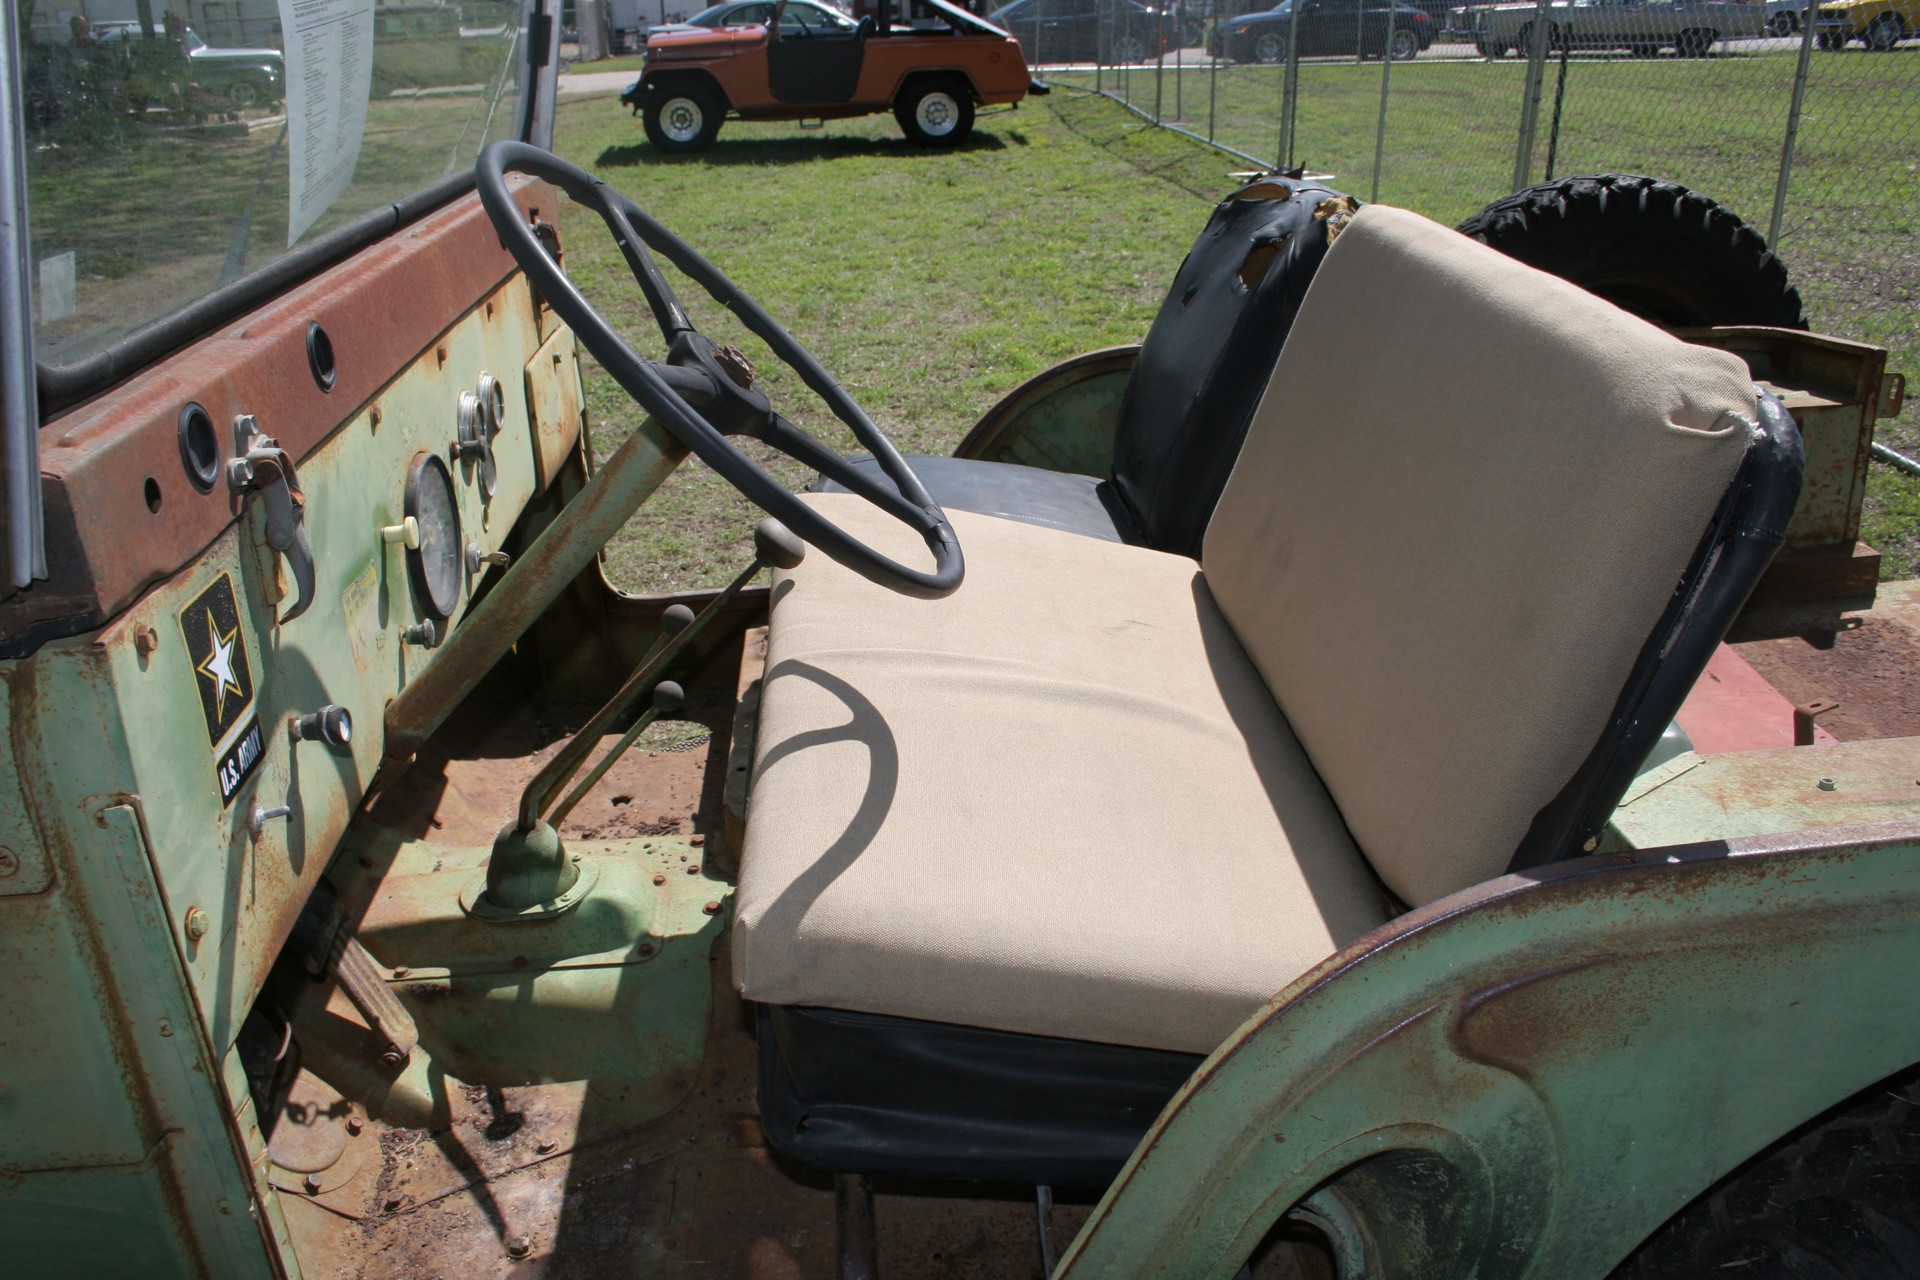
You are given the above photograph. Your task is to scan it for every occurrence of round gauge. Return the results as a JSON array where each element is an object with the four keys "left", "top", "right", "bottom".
[{"left": 404, "top": 452, "right": 462, "bottom": 619}]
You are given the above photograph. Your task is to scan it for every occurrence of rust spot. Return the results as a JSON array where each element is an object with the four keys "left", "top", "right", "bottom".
[{"left": 1315, "top": 195, "right": 1361, "bottom": 244}]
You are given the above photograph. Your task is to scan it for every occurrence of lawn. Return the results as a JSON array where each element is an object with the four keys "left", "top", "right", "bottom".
[
  {"left": 1047, "top": 51, "right": 1920, "bottom": 567},
  {"left": 551, "top": 89, "right": 1236, "bottom": 593},
  {"left": 554, "top": 70, "right": 1917, "bottom": 593}
]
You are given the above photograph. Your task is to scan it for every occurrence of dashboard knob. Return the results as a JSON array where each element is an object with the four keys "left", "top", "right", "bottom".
[{"left": 290, "top": 704, "right": 353, "bottom": 748}]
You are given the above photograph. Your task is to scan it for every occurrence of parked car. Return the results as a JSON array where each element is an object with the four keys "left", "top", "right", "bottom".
[
  {"left": 1449, "top": 0, "right": 1764, "bottom": 57},
  {"left": 621, "top": 0, "right": 1033, "bottom": 150},
  {"left": 1209, "top": 0, "right": 1434, "bottom": 60},
  {"left": 91, "top": 23, "right": 285, "bottom": 107},
  {"left": 1813, "top": 0, "right": 1917, "bottom": 45},
  {"left": 647, "top": 0, "right": 858, "bottom": 35},
  {"left": 984, "top": 0, "right": 1189, "bottom": 64},
  {"left": 1765, "top": 0, "right": 1814, "bottom": 34}
]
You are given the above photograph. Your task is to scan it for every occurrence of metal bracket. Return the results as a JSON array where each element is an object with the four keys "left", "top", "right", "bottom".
[
  {"left": 1881, "top": 372, "right": 1906, "bottom": 421},
  {"left": 226, "top": 414, "right": 316, "bottom": 624},
  {"left": 1794, "top": 697, "right": 1839, "bottom": 746}
]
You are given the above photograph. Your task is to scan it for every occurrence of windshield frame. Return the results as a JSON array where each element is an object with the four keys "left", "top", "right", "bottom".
[{"left": 27, "top": 0, "right": 561, "bottom": 421}]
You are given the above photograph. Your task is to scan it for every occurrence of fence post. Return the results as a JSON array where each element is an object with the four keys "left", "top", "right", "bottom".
[
  {"left": 1768, "top": 2, "right": 1818, "bottom": 250},
  {"left": 1154, "top": 8, "right": 1165, "bottom": 122},
  {"left": 1209, "top": 28, "right": 1218, "bottom": 143},
  {"left": 1175, "top": 5, "right": 1184, "bottom": 122},
  {"left": 1278, "top": 0, "right": 1301, "bottom": 168},
  {"left": 1510, "top": 0, "right": 1553, "bottom": 192},
  {"left": 1370, "top": 21, "right": 1394, "bottom": 201}
]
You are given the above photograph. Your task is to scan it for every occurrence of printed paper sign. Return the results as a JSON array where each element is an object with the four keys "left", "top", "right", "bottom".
[{"left": 279, "top": 0, "right": 374, "bottom": 246}]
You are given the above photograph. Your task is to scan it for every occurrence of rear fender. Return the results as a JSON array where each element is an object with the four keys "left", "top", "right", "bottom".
[{"left": 1056, "top": 820, "right": 1920, "bottom": 1279}]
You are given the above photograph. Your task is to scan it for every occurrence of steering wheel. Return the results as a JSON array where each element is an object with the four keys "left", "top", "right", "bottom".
[{"left": 476, "top": 141, "right": 963, "bottom": 598}]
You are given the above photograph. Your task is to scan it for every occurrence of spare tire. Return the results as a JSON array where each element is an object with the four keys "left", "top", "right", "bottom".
[{"left": 1456, "top": 174, "right": 1806, "bottom": 330}]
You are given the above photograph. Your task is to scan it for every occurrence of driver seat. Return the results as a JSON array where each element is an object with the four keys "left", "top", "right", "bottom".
[{"left": 734, "top": 205, "right": 1802, "bottom": 1185}]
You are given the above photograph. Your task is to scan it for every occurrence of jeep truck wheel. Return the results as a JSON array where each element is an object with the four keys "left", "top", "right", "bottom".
[
  {"left": 895, "top": 78, "right": 974, "bottom": 148},
  {"left": 644, "top": 84, "right": 722, "bottom": 153},
  {"left": 1766, "top": 10, "right": 1798, "bottom": 35},
  {"left": 1817, "top": 30, "right": 1845, "bottom": 47},
  {"left": 1476, "top": 39, "right": 1509, "bottom": 56},
  {"left": 227, "top": 78, "right": 261, "bottom": 109},
  {"left": 1457, "top": 173, "right": 1806, "bottom": 330},
  {"left": 1612, "top": 1065, "right": 1920, "bottom": 1279},
  {"left": 1865, "top": 12, "right": 1904, "bottom": 47}
]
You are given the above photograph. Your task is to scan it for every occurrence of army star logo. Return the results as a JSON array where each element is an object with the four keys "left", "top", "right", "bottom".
[
  {"left": 178, "top": 572, "right": 256, "bottom": 749},
  {"left": 196, "top": 609, "right": 245, "bottom": 725}
]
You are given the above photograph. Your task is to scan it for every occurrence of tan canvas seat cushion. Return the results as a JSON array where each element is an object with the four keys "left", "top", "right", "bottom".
[
  {"left": 734, "top": 495, "right": 1389, "bottom": 1055},
  {"left": 1203, "top": 204, "right": 1758, "bottom": 908}
]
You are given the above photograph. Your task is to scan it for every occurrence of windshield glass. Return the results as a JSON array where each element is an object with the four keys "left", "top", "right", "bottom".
[
  {"left": 21, "top": 1, "right": 529, "bottom": 370},
  {"left": 684, "top": 3, "right": 735, "bottom": 23}
]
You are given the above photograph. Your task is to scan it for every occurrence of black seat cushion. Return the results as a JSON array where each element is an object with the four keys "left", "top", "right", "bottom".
[{"left": 758, "top": 1004, "right": 1203, "bottom": 1188}]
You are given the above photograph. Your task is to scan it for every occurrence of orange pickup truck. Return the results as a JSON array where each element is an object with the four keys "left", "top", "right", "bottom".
[{"left": 621, "top": 0, "right": 1037, "bottom": 150}]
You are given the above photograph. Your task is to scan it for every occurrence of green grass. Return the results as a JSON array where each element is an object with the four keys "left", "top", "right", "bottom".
[
  {"left": 570, "top": 54, "right": 653, "bottom": 74},
  {"left": 1049, "top": 50, "right": 1920, "bottom": 571},
  {"left": 551, "top": 90, "right": 1237, "bottom": 593}
]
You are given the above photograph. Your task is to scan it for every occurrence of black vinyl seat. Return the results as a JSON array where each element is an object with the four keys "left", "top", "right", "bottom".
[{"left": 814, "top": 176, "right": 1360, "bottom": 556}]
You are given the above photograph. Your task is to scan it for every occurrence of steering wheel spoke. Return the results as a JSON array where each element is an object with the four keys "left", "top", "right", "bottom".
[{"left": 477, "top": 141, "right": 963, "bottom": 599}]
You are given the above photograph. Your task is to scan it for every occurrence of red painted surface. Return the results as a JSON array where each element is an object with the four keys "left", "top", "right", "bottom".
[{"left": 1676, "top": 644, "right": 1839, "bottom": 753}]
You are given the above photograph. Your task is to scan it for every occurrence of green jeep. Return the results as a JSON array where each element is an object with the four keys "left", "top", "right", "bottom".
[{"left": 0, "top": 4, "right": 1915, "bottom": 1275}]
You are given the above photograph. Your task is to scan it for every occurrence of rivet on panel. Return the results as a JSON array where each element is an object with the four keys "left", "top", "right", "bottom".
[
  {"left": 690, "top": 834, "right": 706, "bottom": 847},
  {"left": 303, "top": 1173, "right": 323, "bottom": 1195},
  {"left": 0, "top": 849, "right": 18, "bottom": 879},
  {"left": 537, "top": 1138, "right": 558, "bottom": 1154},
  {"left": 507, "top": 1235, "right": 533, "bottom": 1260},
  {"left": 652, "top": 873, "right": 666, "bottom": 886},
  {"left": 1581, "top": 837, "right": 1598, "bottom": 853},
  {"left": 703, "top": 901, "right": 722, "bottom": 915},
  {"left": 686, "top": 864, "right": 700, "bottom": 875}
]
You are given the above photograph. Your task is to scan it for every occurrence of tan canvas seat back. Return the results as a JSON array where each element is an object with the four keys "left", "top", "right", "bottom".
[{"left": 1202, "top": 205, "right": 1760, "bottom": 908}]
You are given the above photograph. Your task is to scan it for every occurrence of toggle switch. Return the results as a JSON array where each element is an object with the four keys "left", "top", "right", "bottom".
[{"left": 290, "top": 704, "right": 353, "bottom": 748}]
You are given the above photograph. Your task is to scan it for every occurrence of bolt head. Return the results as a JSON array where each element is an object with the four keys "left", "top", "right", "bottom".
[
  {"left": 303, "top": 1173, "right": 323, "bottom": 1195},
  {"left": 0, "top": 848, "right": 18, "bottom": 879},
  {"left": 1818, "top": 777, "right": 1838, "bottom": 791},
  {"left": 134, "top": 625, "right": 160, "bottom": 656},
  {"left": 346, "top": 1116, "right": 364, "bottom": 1136},
  {"left": 636, "top": 942, "right": 656, "bottom": 957},
  {"left": 506, "top": 1235, "right": 533, "bottom": 1259},
  {"left": 184, "top": 907, "right": 210, "bottom": 941},
  {"left": 703, "top": 901, "right": 723, "bottom": 915},
  {"left": 537, "top": 1138, "right": 558, "bottom": 1154}
]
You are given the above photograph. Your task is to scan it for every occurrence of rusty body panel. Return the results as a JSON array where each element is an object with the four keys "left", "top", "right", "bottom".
[
  {"left": 1686, "top": 327, "right": 1895, "bottom": 642},
  {"left": 1055, "top": 821, "right": 1920, "bottom": 1278},
  {"left": 6, "top": 180, "right": 561, "bottom": 654}
]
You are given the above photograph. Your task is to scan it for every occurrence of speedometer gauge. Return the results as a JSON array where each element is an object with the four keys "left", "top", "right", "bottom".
[{"left": 405, "top": 452, "right": 463, "bottom": 619}]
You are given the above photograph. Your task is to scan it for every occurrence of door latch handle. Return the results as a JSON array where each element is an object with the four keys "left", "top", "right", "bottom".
[{"left": 227, "top": 415, "right": 316, "bottom": 624}]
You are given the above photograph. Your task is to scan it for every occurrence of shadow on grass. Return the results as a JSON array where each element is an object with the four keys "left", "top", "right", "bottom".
[{"left": 595, "top": 129, "right": 1017, "bottom": 168}]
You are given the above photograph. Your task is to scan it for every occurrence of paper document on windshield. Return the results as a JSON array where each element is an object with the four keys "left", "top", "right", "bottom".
[{"left": 279, "top": 0, "right": 374, "bottom": 246}]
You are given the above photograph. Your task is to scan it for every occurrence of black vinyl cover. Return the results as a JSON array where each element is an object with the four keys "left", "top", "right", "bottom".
[
  {"left": 809, "top": 454, "right": 1132, "bottom": 542},
  {"left": 758, "top": 1004, "right": 1203, "bottom": 1187},
  {"left": 813, "top": 177, "right": 1358, "bottom": 555},
  {"left": 1109, "top": 178, "right": 1356, "bottom": 557}
]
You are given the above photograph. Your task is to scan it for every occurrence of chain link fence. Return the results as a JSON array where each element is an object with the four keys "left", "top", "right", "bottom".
[{"left": 1033, "top": 4, "right": 1918, "bottom": 545}]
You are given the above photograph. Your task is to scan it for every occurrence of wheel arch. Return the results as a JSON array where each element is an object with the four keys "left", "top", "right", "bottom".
[
  {"left": 642, "top": 67, "right": 732, "bottom": 111},
  {"left": 1053, "top": 822, "right": 1920, "bottom": 1279},
  {"left": 888, "top": 66, "right": 981, "bottom": 106}
]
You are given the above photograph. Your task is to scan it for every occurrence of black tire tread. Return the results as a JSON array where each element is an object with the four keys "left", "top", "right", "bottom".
[
  {"left": 1613, "top": 1065, "right": 1920, "bottom": 1279},
  {"left": 1455, "top": 173, "right": 1806, "bottom": 330}
]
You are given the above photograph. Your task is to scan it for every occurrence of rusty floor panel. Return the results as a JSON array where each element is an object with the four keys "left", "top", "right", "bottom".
[
  {"left": 1737, "top": 580, "right": 1920, "bottom": 743},
  {"left": 277, "top": 654, "right": 1097, "bottom": 1279}
]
